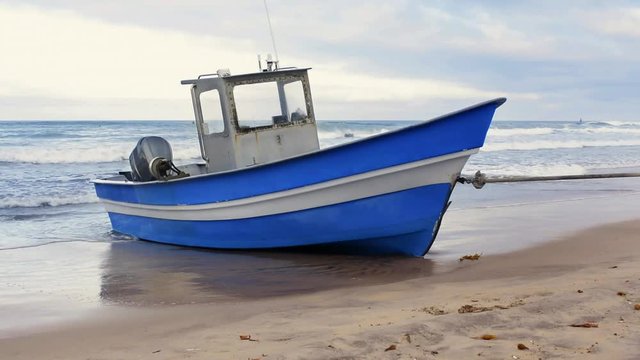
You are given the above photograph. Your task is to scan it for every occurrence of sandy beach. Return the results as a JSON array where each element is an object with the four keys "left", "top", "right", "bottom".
[{"left": 1, "top": 219, "right": 639, "bottom": 359}]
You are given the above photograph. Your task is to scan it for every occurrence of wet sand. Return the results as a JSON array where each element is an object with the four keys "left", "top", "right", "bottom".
[
  {"left": 2, "top": 179, "right": 639, "bottom": 339},
  {"left": 2, "top": 219, "right": 639, "bottom": 359}
]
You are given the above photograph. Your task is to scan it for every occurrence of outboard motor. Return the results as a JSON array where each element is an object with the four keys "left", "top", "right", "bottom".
[{"left": 129, "top": 136, "right": 188, "bottom": 182}]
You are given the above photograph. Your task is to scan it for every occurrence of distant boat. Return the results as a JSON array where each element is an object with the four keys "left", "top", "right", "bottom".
[
  {"left": 578, "top": 118, "right": 583, "bottom": 125},
  {"left": 93, "top": 64, "right": 505, "bottom": 256}
]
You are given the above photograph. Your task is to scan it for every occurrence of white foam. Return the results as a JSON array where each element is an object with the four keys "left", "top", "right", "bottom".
[
  {"left": 572, "top": 127, "right": 640, "bottom": 135},
  {"left": 0, "top": 193, "right": 99, "bottom": 209},
  {"left": 0, "top": 143, "right": 201, "bottom": 164},
  {"left": 489, "top": 125, "right": 640, "bottom": 138},
  {"left": 317, "top": 128, "right": 390, "bottom": 140},
  {"left": 483, "top": 139, "right": 640, "bottom": 152},
  {"left": 488, "top": 128, "right": 554, "bottom": 137},
  {"left": 598, "top": 120, "right": 640, "bottom": 127},
  {"left": 468, "top": 164, "right": 587, "bottom": 177}
]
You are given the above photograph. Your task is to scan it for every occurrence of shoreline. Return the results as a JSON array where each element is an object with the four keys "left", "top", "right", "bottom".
[{"left": 2, "top": 219, "right": 640, "bottom": 359}]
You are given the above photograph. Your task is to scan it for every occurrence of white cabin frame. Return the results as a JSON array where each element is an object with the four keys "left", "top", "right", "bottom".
[{"left": 181, "top": 68, "right": 320, "bottom": 173}]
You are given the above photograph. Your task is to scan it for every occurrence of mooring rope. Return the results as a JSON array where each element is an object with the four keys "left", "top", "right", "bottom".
[{"left": 458, "top": 171, "right": 640, "bottom": 189}]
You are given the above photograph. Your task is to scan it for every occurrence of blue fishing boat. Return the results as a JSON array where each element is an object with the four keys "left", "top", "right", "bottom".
[{"left": 93, "top": 63, "right": 505, "bottom": 256}]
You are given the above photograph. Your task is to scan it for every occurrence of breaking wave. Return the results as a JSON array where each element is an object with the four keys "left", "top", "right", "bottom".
[
  {"left": 594, "top": 120, "right": 640, "bottom": 127},
  {"left": 483, "top": 139, "right": 640, "bottom": 152},
  {"left": 466, "top": 164, "right": 587, "bottom": 177},
  {"left": 0, "top": 193, "right": 99, "bottom": 209},
  {"left": 488, "top": 128, "right": 554, "bottom": 137},
  {"left": 570, "top": 127, "right": 640, "bottom": 135},
  {"left": 0, "top": 145, "right": 201, "bottom": 164},
  {"left": 317, "top": 128, "right": 391, "bottom": 140},
  {"left": 317, "top": 127, "right": 395, "bottom": 148},
  {"left": 488, "top": 126, "right": 640, "bottom": 138}
]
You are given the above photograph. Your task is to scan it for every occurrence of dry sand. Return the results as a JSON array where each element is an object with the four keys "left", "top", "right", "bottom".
[{"left": 2, "top": 220, "right": 640, "bottom": 359}]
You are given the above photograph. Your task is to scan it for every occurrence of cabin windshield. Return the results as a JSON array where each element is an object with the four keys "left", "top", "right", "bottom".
[
  {"left": 231, "top": 77, "right": 310, "bottom": 131},
  {"left": 199, "top": 89, "right": 225, "bottom": 134}
]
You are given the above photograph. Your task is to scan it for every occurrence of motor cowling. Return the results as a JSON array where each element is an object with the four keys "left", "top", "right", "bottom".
[{"left": 129, "top": 136, "right": 177, "bottom": 182}]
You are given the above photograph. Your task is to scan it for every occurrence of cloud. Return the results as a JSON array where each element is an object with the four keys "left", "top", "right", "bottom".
[
  {"left": 0, "top": 3, "right": 528, "bottom": 120},
  {"left": 584, "top": 7, "right": 640, "bottom": 38},
  {"left": 0, "top": 4, "right": 257, "bottom": 100},
  {"left": 311, "top": 65, "right": 538, "bottom": 103},
  {"left": 0, "top": 1, "right": 638, "bottom": 120}
]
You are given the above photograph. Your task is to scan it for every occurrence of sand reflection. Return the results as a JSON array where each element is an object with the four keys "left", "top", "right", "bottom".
[{"left": 100, "top": 241, "right": 434, "bottom": 305}]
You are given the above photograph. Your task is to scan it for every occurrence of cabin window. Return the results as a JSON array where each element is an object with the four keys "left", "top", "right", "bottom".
[
  {"left": 232, "top": 79, "right": 309, "bottom": 130},
  {"left": 233, "top": 82, "right": 282, "bottom": 129},
  {"left": 199, "top": 89, "right": 225, "bottom": 134},
  {"left": 283, "top": 80, "right": 307, "bottom": 122}
]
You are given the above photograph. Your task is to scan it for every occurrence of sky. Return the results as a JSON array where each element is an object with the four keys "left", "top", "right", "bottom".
[{"left": 0, "top": 1, "right": 638, "bottom": 121}]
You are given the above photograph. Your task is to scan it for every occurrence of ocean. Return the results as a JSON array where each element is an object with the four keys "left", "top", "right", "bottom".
[{"left": 1, "top": 119, "right": 640, "bottom": 336}]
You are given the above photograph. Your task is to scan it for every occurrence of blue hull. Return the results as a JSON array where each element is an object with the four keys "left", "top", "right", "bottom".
[
  {"left": 95, "top": 98, "right": 505, "bottom": 256},
  {"left": 108, "top": 184, "right": 451, "bottom": 257}
]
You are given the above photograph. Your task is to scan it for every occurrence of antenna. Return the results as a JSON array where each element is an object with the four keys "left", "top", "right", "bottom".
[{"left": 263, "top": 0, "right": 279, "bottom": 68}]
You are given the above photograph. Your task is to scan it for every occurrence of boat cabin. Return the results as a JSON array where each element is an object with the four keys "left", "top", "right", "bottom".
[{"left": 181, "top": 67, "right": 320, "bottom": 173}]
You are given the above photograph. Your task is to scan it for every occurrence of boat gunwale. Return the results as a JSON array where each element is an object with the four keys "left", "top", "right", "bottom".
[
  {"left": 92, "top": 97, "right": 505, "bottom": 186},
  {"left": 99, "top": 148, "right": 478, "bottom": 217}
]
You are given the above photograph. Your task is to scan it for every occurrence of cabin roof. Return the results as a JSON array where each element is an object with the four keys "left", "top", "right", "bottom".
[{"left": 180, "top": 67, "right": 311, "bottom": 85}]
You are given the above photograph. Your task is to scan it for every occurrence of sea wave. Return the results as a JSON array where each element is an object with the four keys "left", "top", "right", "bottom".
[
  {"left": 0, "top": 145, "right": 201, "bottom": 164},
  {"left": 465, "top": 164, "right": 587, "bottom": 177},
  {"left": 0, "top": 193, "right": 99, "bottom": 209},
  {"left": 594, "top": 120, "right": 640, "bottom": 127},
  {"left": 488, "top": 128, "right": 555, "bottom": 137},
  {"left": 570, "top": 127, "right": 640, "bottom": 135},
  {"left": 483, "top": 139, "right": 640, "bottom": 152},
  {"left": 317, "top": 128, "right": 391, "bottom": 140},
  {"left": 488, "top": 126, "right": 640, "bottom": 138}
]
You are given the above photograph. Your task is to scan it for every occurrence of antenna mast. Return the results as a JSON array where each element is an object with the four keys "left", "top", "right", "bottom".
[{"left": 263, "top": 0, "right": 279, "bottom": 69}]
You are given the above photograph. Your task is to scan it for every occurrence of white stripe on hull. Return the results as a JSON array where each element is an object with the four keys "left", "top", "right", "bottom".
[{"left": 100, "top": 149, "right": 477, "bottom": 221}]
